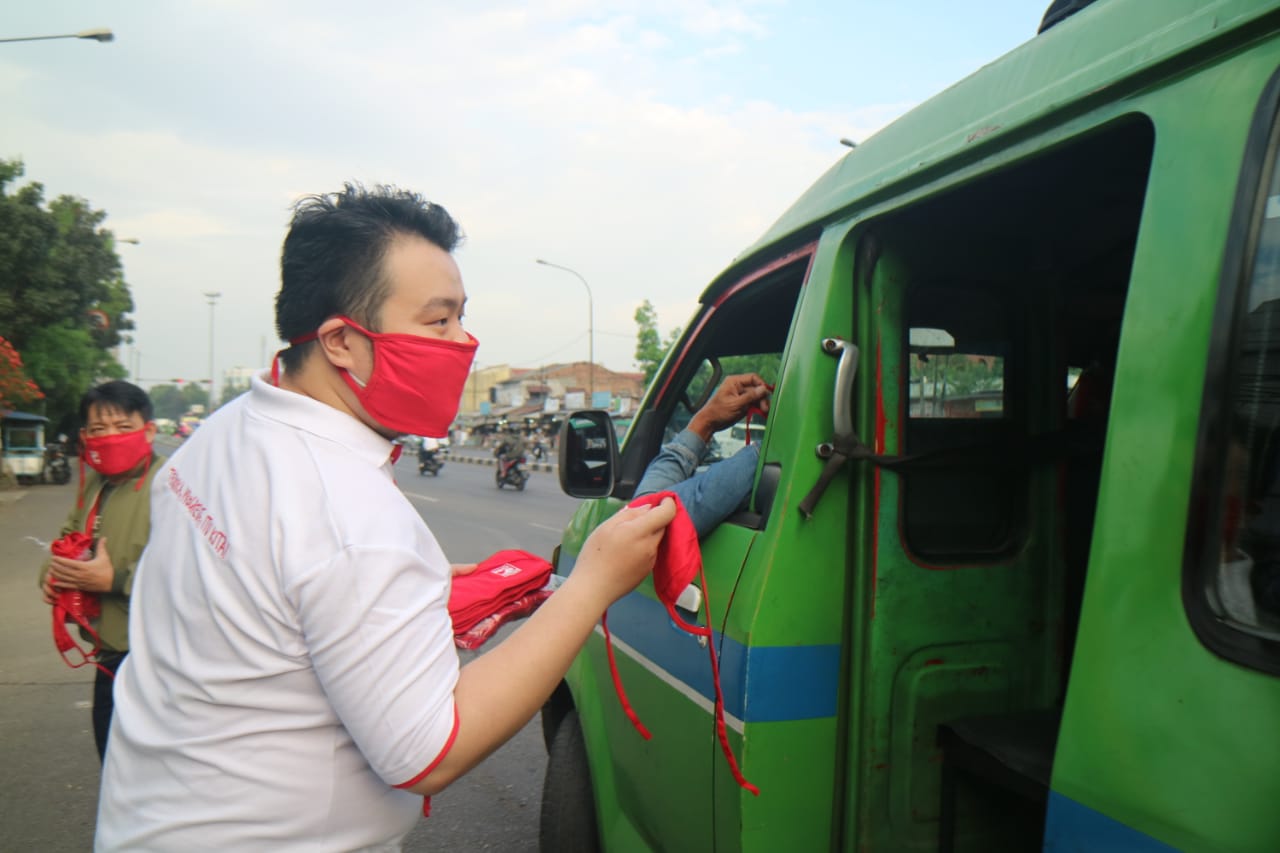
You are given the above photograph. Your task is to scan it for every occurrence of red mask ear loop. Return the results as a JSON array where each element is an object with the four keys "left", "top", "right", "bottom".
[
  {"left": 271, "top": 331, "right": 319, "bottom": 386},
  {"left": 743, "top": 383, "right": 774, "bottom": 445},
  {"left": 603, "top": 580, "right": 759, "bottom": 795},
  {"left": 76, "top": 450, "right": 87, "bottom": 510},
  {"left": 133, "top": 451, "right": 153, "bottom": 492},
  {"left": 601, "top": 611, "right": 652, "bottom": 740}
]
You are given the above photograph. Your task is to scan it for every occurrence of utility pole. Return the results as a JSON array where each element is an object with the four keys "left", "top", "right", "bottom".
[{"left": 204, "top": 291, "right": 221, "bottom": 409}]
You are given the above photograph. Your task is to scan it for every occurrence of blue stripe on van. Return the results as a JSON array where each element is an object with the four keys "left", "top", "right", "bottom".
[
  {"left": 1043, "top": 791, "right": 1178, "bottom": 852},
  {"left": 605, "top": 592, "right": 840, "bottom": 723}
]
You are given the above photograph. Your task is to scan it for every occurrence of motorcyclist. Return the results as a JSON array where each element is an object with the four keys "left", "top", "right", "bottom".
[
  {"left": 418, "top": 435, "right": 441, "bottom": 469},
  {"left": 495, "top": 428, "right": 528, "bottom": 479}
]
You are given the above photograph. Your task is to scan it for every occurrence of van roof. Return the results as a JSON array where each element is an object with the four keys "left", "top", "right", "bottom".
[{"left": 706, "top": 0, "right": 1278, "bottom": 300}]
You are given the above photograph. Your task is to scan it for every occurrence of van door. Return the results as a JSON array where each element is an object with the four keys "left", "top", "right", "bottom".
[
  {"left": 841, "top": 117, "right": 1156, "bottom": 851},
  {"left": 579, "top": 252, "right": 811, "bottom": 851}
]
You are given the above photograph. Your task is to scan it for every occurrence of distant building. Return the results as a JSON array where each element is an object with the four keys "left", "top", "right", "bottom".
[{"left": 484, "top": 361, "right": 644, "bottom": 423}]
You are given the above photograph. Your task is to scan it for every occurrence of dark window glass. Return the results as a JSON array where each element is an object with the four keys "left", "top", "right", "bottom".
[{"left": 903, "top": 287, "right": 1025, "bottom": 559}]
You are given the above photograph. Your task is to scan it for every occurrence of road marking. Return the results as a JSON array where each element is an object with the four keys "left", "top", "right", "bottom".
[
  {"left": 528, "top": 523, "right": 561, "bottom": 532},
  {"left": 402, "top": 491, "right": 439, "bottom": 502}
]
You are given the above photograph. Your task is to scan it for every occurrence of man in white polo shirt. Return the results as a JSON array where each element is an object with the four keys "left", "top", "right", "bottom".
[{"left": 95, "top": 184, "right": 675, "bottom": 851}]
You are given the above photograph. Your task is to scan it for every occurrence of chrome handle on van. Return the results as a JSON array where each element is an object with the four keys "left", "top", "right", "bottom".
[{"left": 817, "top": 338, "right": 858, "bottom": 459}]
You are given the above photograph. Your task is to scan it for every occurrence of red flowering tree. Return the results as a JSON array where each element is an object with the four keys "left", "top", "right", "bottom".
[{"left": 0, "top": 335, "right": 44, "bottom": 410}]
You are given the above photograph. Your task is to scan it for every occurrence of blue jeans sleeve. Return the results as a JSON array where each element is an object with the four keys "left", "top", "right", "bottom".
[
  {"left": 636, "top": 429, "right": 705, "bottom": 495},
  {"left": 636, "top": 430, "right": 760, "bottom": 539}
]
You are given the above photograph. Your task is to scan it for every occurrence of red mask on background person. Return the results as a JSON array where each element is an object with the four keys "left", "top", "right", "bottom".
[
  {"left": 274, "top": 315, "right": 479, "bottom": 438},
  {"left": 84, "top": 428, "right": 154, "bottom": 477}
]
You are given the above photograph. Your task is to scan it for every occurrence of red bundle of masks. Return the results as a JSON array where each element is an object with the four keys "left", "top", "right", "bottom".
[
  {"left": 49, "top": 531, "right": 109, "bottom": 675},
  {"left": 449, "top": 549, "right": 553, "bottom": 639}
]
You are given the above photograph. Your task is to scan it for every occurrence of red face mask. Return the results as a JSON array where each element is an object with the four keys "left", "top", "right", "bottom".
[
  {"left": 275, "top": 316, "right": 478, "bottom": 438},
  {"left": 602, "top": 491, "right": 759, "bottom": 796},
  {"left": 84, "top": 428, "right": 153, "bottom": 476}
]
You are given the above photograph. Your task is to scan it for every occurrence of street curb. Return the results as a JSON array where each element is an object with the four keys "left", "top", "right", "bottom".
[{"left": 448, "top": 454, "right": 556, "bottom": 473}]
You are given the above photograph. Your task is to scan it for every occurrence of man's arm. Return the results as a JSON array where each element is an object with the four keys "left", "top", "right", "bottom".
[
  {"left": 635, "top": 372, "right": 771, "bottom": 534},
  {"left": 635, "top": 429, "right": 706, "bottom": 496},
  {"left": 404, "top": 498, "right": 677, "bottom": 795}
]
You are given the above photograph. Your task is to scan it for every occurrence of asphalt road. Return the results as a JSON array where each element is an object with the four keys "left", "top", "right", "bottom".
[{"left": 0, "top": 438, "right": 583, "bottom": 851}]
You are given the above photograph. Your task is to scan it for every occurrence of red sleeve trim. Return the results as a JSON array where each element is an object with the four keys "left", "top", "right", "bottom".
[{"left": 394, "top": 704, "right": 460, "bottom": 789}]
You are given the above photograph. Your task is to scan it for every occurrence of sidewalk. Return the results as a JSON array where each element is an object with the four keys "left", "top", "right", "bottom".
[{"left": 0, "top": 481, "right": 100, "bottom": 851}]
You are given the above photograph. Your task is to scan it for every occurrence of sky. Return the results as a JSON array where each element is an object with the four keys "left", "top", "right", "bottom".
[{"left": 0, "top": 1, "right": 1048, "bottom": 392}]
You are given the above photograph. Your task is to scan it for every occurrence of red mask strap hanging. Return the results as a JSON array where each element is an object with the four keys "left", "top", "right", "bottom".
[{"left": 603, "top": 492, "right": 759, "bottom": 796}]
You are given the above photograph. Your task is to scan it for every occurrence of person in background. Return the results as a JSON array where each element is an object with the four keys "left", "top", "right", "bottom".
[
  {"left": 495, "top": 425, "right": 528, "bottom": 479},
  {"left": 94, "top": 183, "right": 675, "bottom": 851},
  {"left": 635, "top": 373, "right": 771, "bottom": 538},
  {"left": 39, "top": 380, "right": 164, "bottom": 762}
]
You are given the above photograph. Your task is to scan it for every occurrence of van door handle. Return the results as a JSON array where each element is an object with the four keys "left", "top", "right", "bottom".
[
  {"left": 801, "top": 337, "right": 860, "bottom": 519},
  {"left": 816, "top": 337, "right": 859, "bottom": 459}
]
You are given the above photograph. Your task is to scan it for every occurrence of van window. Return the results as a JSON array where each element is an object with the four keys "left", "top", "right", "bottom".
[
  {"left": 903, "top": 285, "right": 1020, "bottom": 557},
  {"left": 1187, "top": 79, "right": 1280, "bottom": 672},
  {"left": 651, "top": 257, "right": 804, "bottom": 468},
  {"left": 887, "top": 117, "right": 1153, "bottom": 564}
]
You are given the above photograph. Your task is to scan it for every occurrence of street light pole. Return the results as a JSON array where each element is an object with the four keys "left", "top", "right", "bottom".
[
  {"left": 535, "top": 259, "right": 595, "bottom": 404},
  {"left": 0, "top": 28, "right": 114, "bottom": 44},
  {"left": 204, "top": 291, "right": 222, "bottom": 410}
]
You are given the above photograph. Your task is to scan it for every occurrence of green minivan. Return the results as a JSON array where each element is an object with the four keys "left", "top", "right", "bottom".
[{"left": 544, "top": 1, "right": 1280, "bottom": 850}]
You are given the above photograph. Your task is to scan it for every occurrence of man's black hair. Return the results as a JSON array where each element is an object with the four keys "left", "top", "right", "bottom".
[
  {"left": 79, "top": 380, "right": 154, "bottom": 425},
  {"left": 275, "top": 183, "right": 463, "bottom": 373}
]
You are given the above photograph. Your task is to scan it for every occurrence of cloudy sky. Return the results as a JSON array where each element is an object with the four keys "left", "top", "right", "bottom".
[{"left": 1, "top": 1, "right": 1044, "bottom": 391}]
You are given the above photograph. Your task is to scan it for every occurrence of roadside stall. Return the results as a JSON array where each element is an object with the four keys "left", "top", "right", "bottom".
[{"left": 1, "top": 410, "right": 49, "bottom": 485}]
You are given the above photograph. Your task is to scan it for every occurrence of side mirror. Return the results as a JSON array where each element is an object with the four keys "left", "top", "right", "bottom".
[{"left": 558, "top": 409, "right": 618, "bottom": 498}]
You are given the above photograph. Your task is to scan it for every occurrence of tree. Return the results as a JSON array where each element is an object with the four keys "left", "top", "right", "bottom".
[
  {"left": 634, "top": 300, "right": 682, "bottom": 386},
  {"left": 148, "top": 383, "right": 210, "bottom": 421},
  {"left": 0, "top": 159, "right": 134, "bottom": 431},
  {"left": 0, "top": 335, "right": 43, "bottom": 410}
]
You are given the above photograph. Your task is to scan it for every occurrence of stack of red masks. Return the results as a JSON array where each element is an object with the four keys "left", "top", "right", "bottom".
[{"left": 448, "top": 549, "right": 553, "bottom": 635}]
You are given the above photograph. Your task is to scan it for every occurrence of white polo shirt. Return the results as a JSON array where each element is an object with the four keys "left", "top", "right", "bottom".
[{"left": 96, "top": 373, "right": 459, "bottom": 852}]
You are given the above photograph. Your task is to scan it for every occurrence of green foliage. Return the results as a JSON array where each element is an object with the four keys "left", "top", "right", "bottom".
[
  {"left": 0, "top": 158, "right": 133, "bottom": 429},
  {"left": 634, "top": 299, "right": 683, "bottom": 386},
  {"left": 720, "top": 353, "right": 782, "bottom": 385},
  {"left": 149, "top": 383, "right": 211, "bottom": 421}
]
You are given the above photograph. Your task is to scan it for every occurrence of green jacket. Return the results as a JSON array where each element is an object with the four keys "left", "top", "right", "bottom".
[{"left": 40, "top": 453, "right": 166, "bottom": 653}]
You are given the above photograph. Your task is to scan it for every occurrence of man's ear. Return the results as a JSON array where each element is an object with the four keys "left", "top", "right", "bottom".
[
  {"left": 143, "top": 421, "right": 158, "bottom": 444},
  {"left": 315, "top": 318, "right": 361, "bottom": 371}
]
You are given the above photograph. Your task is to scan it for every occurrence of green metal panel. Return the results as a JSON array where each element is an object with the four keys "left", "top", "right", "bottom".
[{"left": 1053, "top": 42, "right": 1280, "bottom": 852}]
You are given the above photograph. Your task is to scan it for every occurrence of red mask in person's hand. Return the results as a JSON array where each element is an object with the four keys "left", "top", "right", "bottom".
[
  {"left": 49, "top": 531, "right": 111, "bottom": 676},
  {"left": 601, "top": 491, "right": 758, "bottom": 795}
]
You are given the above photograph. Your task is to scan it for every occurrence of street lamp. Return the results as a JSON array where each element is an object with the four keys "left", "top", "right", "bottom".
[
  {"left": 0, "top": 28, "right": 114, "bottom": 44},
  {"left": 204, "top": 291, "right": 221, "bottom": 410},
  {"left": 117, "top": 237, "right": 140, "bottom": 245},
  {"left": 535, "top": 259, "right": 595, "bottom": 403}
]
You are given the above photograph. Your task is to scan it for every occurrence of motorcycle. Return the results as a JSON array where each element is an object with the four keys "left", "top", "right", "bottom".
[
  {"left": 418, "top": 446, "right": 444, "bottom": 476},
  {"left": 43, "top": 442, "right": 72, "bottom": 485},
  {"left": 495, "top": 453, "right": 529, "bottom": 491}
]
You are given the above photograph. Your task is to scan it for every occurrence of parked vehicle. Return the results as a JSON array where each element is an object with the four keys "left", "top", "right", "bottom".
[
  {"left": 43, "top": 440, "right": 71, "bottom": 485},
  {"left": 544, "top": 2, "right": 1280, "bottom": 851},
  {"left": 495, "top": 453, "right": 529, "bottom": 490}
]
